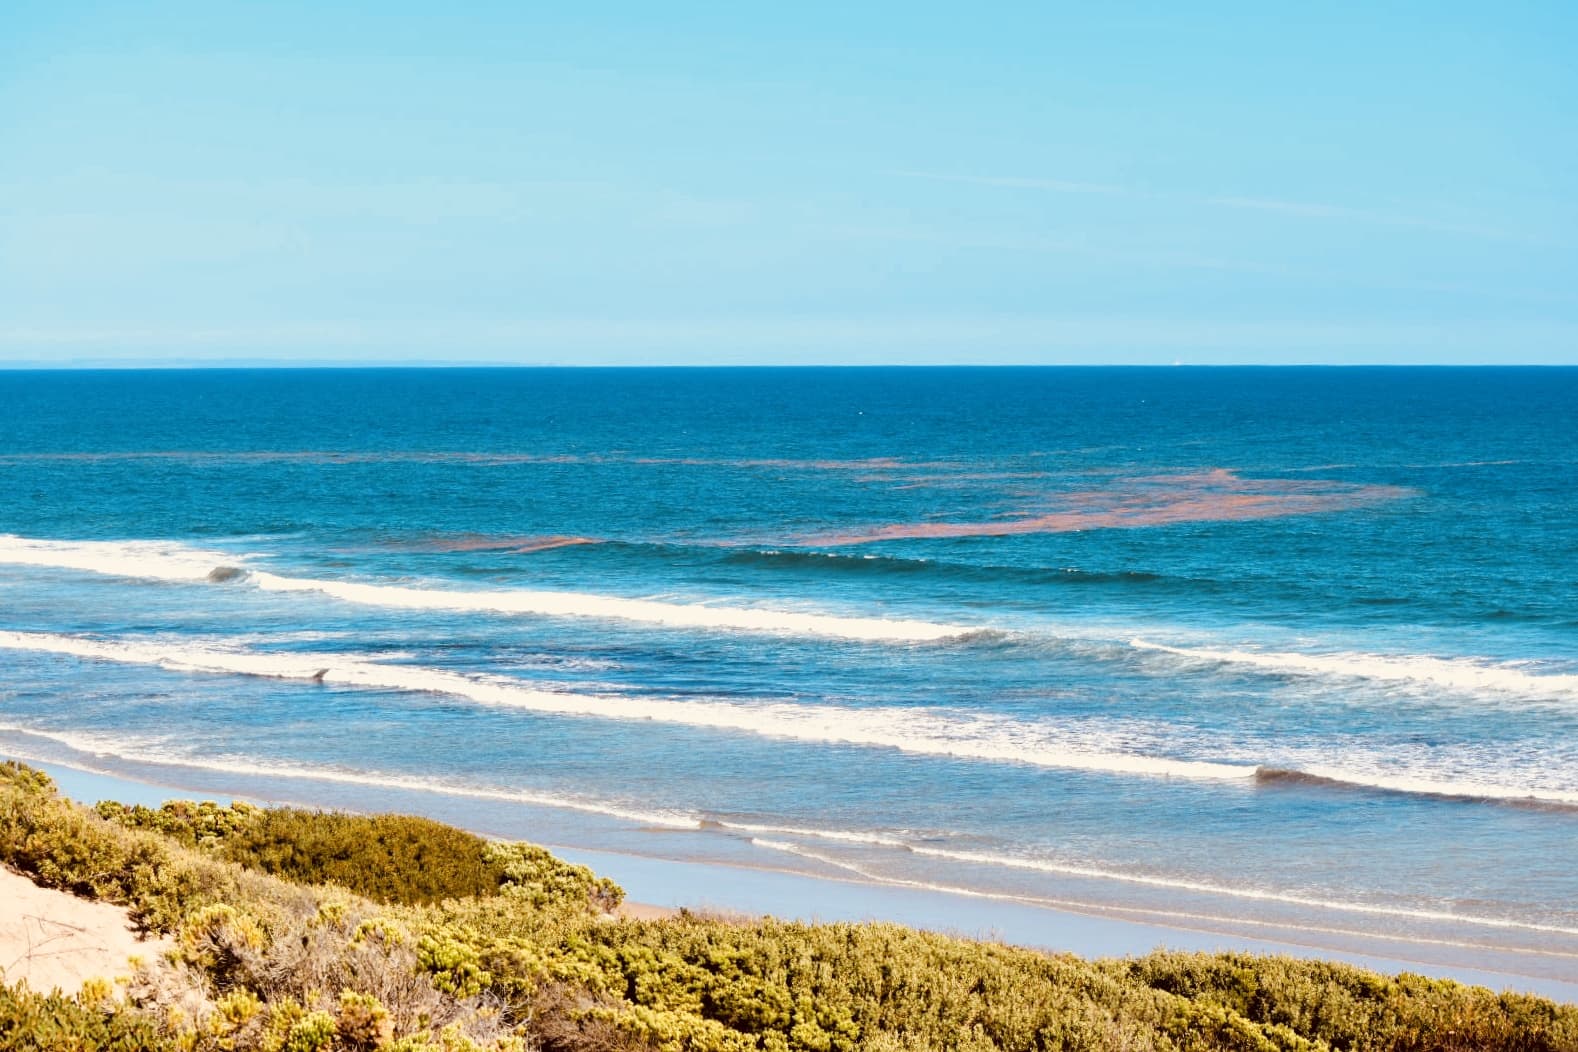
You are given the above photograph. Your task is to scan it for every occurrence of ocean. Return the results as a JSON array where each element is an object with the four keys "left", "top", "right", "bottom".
[{"left": 2, "top": 366, "right": 1575, "bottom": 984}]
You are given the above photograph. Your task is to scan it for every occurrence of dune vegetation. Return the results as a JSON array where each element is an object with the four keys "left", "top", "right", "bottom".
[{"left": 1, "top": 762, "right": 1574, "bottom": 1052}]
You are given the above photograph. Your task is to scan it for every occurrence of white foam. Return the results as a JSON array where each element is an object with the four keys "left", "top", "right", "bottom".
[
  {"left": 1271, "top": 765, "right": 1578, "bottom": 808},
  {"left": 742, "top": 838, "right": 1578, "bottom": 955},
  {"left": 748, "top": 837, "right": 870, "bottom": 872},
  {"left": 741, "top": 829, "right": 1578, "bottom": 941},
  {"left": 6, "top": 629, "right": 1574, "bottom": 803},
  {"left": 247, "top": 571, "right": 967, "bottom": 642},
  {"left": 0, "top": 534, "right": 968, "bottom": 642},
  {"left": 0, "top": 721, "right": 698, "bottom": 830},
  {"left": 748, "top": 838, "right": 805, "bottom": 855},
  {"left": 0, "top": 534, "right": 238, "bottom": 581},
  {"left": 723, "top": 820, "right": 912, "bottom": 849},
  {"left": 0, "top": 631, "right": 1255, "bottom": 782},
  {"left": 731, "top": 819, "right": 1578, "bottom": 933},
  {"left": 900, "top": 844, "right": 1578, "bottom": 935},
  {"left": 1131, "top": 638, "right": 1578, "bottom": 698},
  {"left": 719, "top": 820, "right": 1578, "bottom": 935}
]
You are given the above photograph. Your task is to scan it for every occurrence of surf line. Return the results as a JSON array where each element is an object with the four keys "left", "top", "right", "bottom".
[
  {"left": 743, "top": 838, "right": 1578, "bottom": 942},
  {"left": 1129, "top": 637, "right": 1578, "bottom": 699},
  {"left": 10, "top": 631, "right": 1576, "bottom": 808},
  {"left": 0, "top": 726, "right": 698, "bottom": 830},
  {"left": 4, "top": 721, "right": 1574, "bottom": 943},
  {"left": 0, "top": 631, "right": 1251, "bottom": 782},
  {"left": 13, "top": 728, "right": 1569, "bottom": 951},
  {"left": 0, "top": 534, "right": 970, "bottom": 644}
]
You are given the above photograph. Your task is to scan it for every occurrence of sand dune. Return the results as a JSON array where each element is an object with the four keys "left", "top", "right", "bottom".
[{"left": 0, "top": 867, "right": 167, "bottom": 994}]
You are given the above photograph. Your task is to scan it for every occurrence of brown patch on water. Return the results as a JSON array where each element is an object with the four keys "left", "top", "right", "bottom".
[
  {"left": 804, "top": 469, "right": 1410, "bottom": 545},
  {"left": 887, "top": 470, "right": 1051, "bottom": 491},
  {"left": 382, "top": 534, "right": 601, "bottom": 554},
  {"left": 629, "top": 455, "right": 967, "bottom": 472}
]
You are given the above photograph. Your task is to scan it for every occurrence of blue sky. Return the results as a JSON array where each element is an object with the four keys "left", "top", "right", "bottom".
[{"left": 2, "top": 2, "right": 1575, "bottom": 364}]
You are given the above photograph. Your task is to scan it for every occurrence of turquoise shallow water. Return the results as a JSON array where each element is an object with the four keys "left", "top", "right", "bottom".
[{"left": 1, "top": 366, "right": 1576, "bottom": 979}]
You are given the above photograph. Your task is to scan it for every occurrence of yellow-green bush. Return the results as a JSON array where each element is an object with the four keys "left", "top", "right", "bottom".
[
  {"left": 96, "top": 799, "right": 507, "bottom": 905},
  {"left": 1110, "top": 952, "right": 1578, "bottom": 1051},
  {"left": 96, "top": 798, "right": 622, "bottom": 912},
  {"left": 0, "top": 761, "right": 253, "bottom": 933},
  {"left": 485, "top": 840, "right": 623, "bottom": 914},
  {"left": 0, "top": 980, "right": 171, "bottom": 1052}
]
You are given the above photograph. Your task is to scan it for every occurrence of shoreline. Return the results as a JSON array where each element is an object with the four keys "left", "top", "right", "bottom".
[{"left": 13, "top": 755, "right": 1577, "bottom": 1004}]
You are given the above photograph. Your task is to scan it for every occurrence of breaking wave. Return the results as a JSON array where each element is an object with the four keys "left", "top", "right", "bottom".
[
  {"left": 0, "top": 535, "right": 970, "bottom": 643},
  {"left": 0, "top": 631, "right": 1254, "bottom": 781},
  {"left": 1254, "top": 767, "right": 1578, "bottom": 810},
  {"left": 0, "top": 723, "right": 698, "bottom": 829},
  {"left": 1130, "top": 638, "right": 1578, "bottom": 699}
]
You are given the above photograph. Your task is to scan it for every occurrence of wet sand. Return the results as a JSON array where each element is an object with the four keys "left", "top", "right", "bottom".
[{"left": 15, "top": 757, "right": 1578, "bottom": 1005}]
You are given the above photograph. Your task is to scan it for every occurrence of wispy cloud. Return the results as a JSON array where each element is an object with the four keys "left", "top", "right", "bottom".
[{"left": 894, "top": 170, "right": 1543, "bottom": 244}]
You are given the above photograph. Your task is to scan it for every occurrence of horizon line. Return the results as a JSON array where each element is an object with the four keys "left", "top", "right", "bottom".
[{"left": 4, "top": 360, "right": 1578, "bottom": 371}]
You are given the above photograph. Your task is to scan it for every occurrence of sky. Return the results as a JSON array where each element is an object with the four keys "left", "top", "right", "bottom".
[{"left": 1, "top": 2, "right": 1575, "bottom": 365}]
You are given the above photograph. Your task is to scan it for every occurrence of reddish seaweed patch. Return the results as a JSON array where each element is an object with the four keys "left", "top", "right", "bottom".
[
  {"left": 381, "top": 534, "right": 601, "bottom": 554},
  {"left": 805, "top": 469, "right": 1409, "bottom": 544}
]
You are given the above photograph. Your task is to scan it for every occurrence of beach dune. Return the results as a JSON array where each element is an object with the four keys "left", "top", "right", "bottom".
[{"left": 0, "top": 867, "right": 166, "bottom": 994}]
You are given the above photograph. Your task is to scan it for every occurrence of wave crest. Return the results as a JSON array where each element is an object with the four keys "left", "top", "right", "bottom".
[
  {"left": 0, "top": 631, "right": 1255, "bottom": 781},
  {"left": 1131, "top": 638, "right": 1578, "bottom": 699},
  {"left": 1255, "top": 766, "right": 1578, "bottom": 810},
  {"left": 0, "top": 535, "right": 970, "bottom": 643}
]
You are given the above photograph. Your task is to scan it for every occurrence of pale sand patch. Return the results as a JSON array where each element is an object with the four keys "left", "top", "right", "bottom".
[
  {"left": 0, "top": 867, "right": 169, "bottom": 994},
  {"left": 614, "top": 900, "right": 679, "bottom": 921}
]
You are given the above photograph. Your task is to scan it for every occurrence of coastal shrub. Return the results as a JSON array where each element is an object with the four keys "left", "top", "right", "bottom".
[
  {"left": 1111, "top": 952, "right": 1578, "bottom": 1051},
  {"left": 1, "top": 761, "right": 189, "bottom": 929},
  {"left": 0, "top": 765, "right": 311, "bottom": 934},
  {"left": 98, "top": 800, "right": 503, "bottom": 904},
  {"left": 1, "top": 766, "right": 528, "bottom": 1048},
  {"left": 485, "top": 840, "right": 623, "bottom": 914},
  {"left": 0, "top": 760, "right": 54, "bottom": 797},
  {"left": 416, "top": 905, "right": 1313, "bottom": 1052},
  {"left": 0, "top": 980, "right": 172, "bottom": 1052},
  {"left": 214, "top": 808, "right": 506, "bottom": 906},
  {"left": 137, "top": 898, "right": 521, "bottom": 1051},
  {"left": 94, "top": 797, "right": 263, "bottom": 849},
  {"left": 421, "top": 896, "right": 1578, "bottom": 1052},
  {"left": 97, "top": 799, "right": 623, "bottom": 911}
]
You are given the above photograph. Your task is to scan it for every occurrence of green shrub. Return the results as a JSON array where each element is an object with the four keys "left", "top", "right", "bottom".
[
  {"left": 98, "top": 799, "right": 623, "bottom": 912},
  {"left": 0, "top": 765, "right": 310, "bottom": 934},
  {"left": 0, "top": 981, "right": 171, "bottom": 1052},
  {"left": 485, "top": 840, "right": 623, "bottom": 913},
  {"left": 0, "top": 767, "right": 541, "bottom": 1050},
  {"left": 0, "top": 761, "right": 55, "bottom": 797},
  {"left": 94, "top": 797, "right": 262, "bottom": 849},
  {"left": 1112, "top": 952, "right": 1578, "bottom": 1051},
  {"left": 423, "top": 883, "right": 1578, "bottom": 1052}
]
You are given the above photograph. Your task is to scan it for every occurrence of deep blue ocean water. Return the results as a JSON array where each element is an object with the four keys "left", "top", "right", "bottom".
[{"left": 2, "top": 367, "right": 1576, "bottom": 979}]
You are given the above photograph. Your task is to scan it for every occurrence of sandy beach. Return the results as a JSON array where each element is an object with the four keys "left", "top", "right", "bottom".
[{"left": 9, "top": 757, "right": 1575, "bottom": 1006}]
